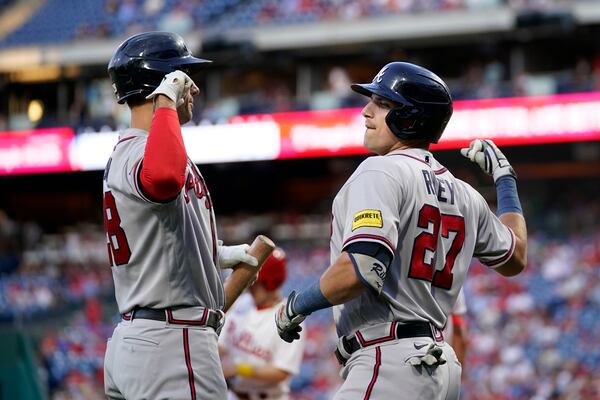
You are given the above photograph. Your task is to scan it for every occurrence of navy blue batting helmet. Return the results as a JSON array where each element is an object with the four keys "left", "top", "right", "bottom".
[
  {"left": 351, "top": 62, "right": 453, "bottom": 144},
  {"left": 108, "top": 31, "right": 212, "bottom": 104}
]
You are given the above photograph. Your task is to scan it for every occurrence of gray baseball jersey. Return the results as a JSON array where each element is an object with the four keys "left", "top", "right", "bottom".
[
  {"left": 102, "top": 128, "right": 224, "bottom": 314},
  {"left": 331, "top": 148, "right": 514, "bottom": 337},
  {"left": 443, "top": 288, "right": 467, "bottom": 342}
]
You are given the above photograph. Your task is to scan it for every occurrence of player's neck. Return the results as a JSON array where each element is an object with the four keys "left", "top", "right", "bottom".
[
  {"left": 130, "top": 102, "right": 155, "bottom": 132},
  {"left": 387, "top": 140, "right": 430, "bottom": 154}
]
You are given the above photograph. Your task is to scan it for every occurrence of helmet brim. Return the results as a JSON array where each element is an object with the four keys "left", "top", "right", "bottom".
[
  {"left": 351, "top": 82, "right": 405, "bottom": 106},
  {"left": 174, "top": 56, "right": 212, "bottom": 73},
  {"left": 351, "top": 83, "right": 377, "bottom": 97}
]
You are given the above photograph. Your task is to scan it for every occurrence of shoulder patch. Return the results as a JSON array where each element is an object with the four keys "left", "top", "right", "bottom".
[{"left": 352, "top": 209, "right": 383, "bottom": 231}]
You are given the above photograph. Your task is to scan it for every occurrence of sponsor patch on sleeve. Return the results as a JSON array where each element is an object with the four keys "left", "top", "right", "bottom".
[{"left": 352, "top": 209, "right": 383, "bottom": 231}]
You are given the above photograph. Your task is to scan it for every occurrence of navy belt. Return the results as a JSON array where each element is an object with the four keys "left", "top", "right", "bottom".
[
  {"left": 123, "top": 307, "right": 222, "bottom": 331},
  {"left": 233, "top": 391, "right": 270, "bottom": 400},
  {"left": 335, "top": 321, "right": 443, "bottom": 366}
]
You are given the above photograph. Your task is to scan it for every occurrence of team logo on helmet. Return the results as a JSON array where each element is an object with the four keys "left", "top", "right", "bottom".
[{"left": 373, "top": 65, "right": 389, "bottom": 83}]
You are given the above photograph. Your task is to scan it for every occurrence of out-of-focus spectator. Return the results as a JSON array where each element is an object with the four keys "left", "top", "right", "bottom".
[
  {"left": 311, "top": 66, "right": 365, "bottom": 110},
  {"left": 117, "top": 0, "right": 137, "bottom": 25},
  {"left": 557, "top": 58, "right": 594, "bottom": 94},
  {"left": 0, "top": 210, "right": 20, "bottom": 275},
  {"left": 0, "top": 113, "right": 7, "bottom": 131},
  {"left": 157, "top": 3, "right": 193, "bottom": 35},
  {"left": 104, "top": 0, "right": 119, "bottom": 15},
  {"left": 143, "top": 0, "right": 164, "bottom": 16}
]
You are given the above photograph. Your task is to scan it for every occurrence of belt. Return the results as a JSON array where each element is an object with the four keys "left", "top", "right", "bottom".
[
  {"left": 335, "top": 321, "right": 443, "bottom": 366},
  {"left": 233, "top": 391, "right": 270, "bottom": 400},
  {"left": 123, "top": 307, "right": 223, "bottom": 331}
]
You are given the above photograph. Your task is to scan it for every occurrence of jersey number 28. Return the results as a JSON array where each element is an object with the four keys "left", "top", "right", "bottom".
[
  {"left": 103, "top": 191, "right": 131, "bottom": 266},
  {"left": 408, "top": 204, "right": 465, "bottom": 290}
]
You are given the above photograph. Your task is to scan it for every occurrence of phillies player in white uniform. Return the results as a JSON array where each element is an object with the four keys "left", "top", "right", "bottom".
[
  {"left": 103, "top": 32, "right": 259, "bottom": 400},
  {"left": 220, "top": 249, "right": 305, "bottom": 400},
  {"left": 444, "top": 289, "right": 468, "bottom": 368},
  {"left": 275, "top": 62, "right": 527, "bottom": 400}
]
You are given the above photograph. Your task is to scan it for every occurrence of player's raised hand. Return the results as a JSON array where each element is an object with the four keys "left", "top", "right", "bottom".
[
  {"left": 146, "top": 70, "right": 195, "bottom": 107},
  {"left": 275, "top": 291, "right": 306, "bottom": 343},
  {"left": 460, "top": 139, "right": 516, "bottom": 182},
  {"left": 217, "top": 241, "right": 259, "bottom": 269}
]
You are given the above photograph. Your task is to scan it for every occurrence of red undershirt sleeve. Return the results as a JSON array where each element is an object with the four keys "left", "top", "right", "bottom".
[
  {"left": 451, "top": 314, "right": 466, "bottom": 327},
  {"left": 139, "top": 107, "right": 187, "bottom": 202}
]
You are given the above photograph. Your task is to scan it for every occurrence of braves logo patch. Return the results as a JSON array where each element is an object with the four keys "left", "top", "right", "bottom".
[{"left": 352, "top": 209, "right": 383, "bottom": 231}]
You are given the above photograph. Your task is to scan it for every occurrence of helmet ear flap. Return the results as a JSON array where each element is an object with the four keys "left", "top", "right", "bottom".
[{"left": 385, "top": 108, "right": 420, "bottom": 139}]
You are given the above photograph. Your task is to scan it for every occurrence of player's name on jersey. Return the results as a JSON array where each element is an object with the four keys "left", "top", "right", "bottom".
[{"left": 422, "top": 170, "right": 456, "bottom": 205}]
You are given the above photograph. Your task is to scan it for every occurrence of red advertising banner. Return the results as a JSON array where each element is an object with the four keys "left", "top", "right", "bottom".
[
  {"left": 436, "top": 91, "right": 600, "bottom": 149},
  {"left": 1, "top": 92, "right": 600, "bottom": 175},
  {"left": 232, "top": 92, "right": 600, "bottom": 158},
  {"left": 0, "top": 128, "right": 75, "bottom": 175},
  {"left": 230, "top": 109, "right": 366, "bottom": 159}
]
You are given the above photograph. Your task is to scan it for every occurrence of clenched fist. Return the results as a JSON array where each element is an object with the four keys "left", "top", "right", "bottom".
[
  {"left": 217, "top": 241, "right": 258, "bottom": 269},
  {"left": 275, "top": 291, "right": 306, "bottom": 343},
  {"left": 146, "top": 70, "right": 198, "bottom": 107},
  {"left": 460, "top": 139, "right": 516, "bottom": 182}
]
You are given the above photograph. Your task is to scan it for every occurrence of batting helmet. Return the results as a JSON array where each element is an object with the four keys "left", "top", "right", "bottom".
[
  {"left": 255, "top": 248, "right": 287, "bottom": 291},
  {"left": 108, "top": 31, "right": 212, "bottom": 104},
  {"left": 351, "top": 62, "right": 453, "bottom": 144}
]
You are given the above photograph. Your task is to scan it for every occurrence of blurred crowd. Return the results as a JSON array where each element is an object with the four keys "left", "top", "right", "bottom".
[
  {"left": 0, "top": 0, "right": 576, "bottom": 46},
  {"left": 1, "top": 190, "right": 599, "bottom": 399},
  {"left": 0, "top": 215, "right": 111, "bottom": 321},
  {"left": 38, "top": 300, "right": 114, "bottom": 400},
  {"left": 462, "top": 234, "right": 600, "bottom": 399}
]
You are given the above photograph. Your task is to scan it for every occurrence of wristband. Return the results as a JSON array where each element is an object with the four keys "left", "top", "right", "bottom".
[
  {"left": 495, "top": 175, "right": 523, "bottom": 216},
  {"left": 293, "top": 281, "right": 333, "bottom": 315},
  {"left": 236, "top": 363, "right": 254, "bottom": 378}
]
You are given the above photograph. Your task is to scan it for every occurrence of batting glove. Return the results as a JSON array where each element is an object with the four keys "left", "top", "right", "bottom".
[
  {"left": 217, "top": 241, "right": 258, "bottom": 269},
  {"left": 407, "top": 344, "right": 447, "bottom": 367},
  {"left": 460, "top": 139, "right": 516, "bottom": 182},
  {"left": 146, "top": 70, "right": 195, "bottom": 107},
  {"left": 275, "top": 291, "right": 306, "bottom": 343}
]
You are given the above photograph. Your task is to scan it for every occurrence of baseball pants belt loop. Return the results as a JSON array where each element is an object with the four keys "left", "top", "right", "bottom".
[
  {"left": 121, "top": 307, "right": 223, "bottom": 330},
  {"left": 335, "top": 336, "right": 354, "bottom": 366},
  {"left": 334, "top": 321, "right": 443, "bottom": 366}
]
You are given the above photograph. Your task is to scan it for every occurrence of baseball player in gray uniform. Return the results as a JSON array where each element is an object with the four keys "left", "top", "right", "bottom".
[
  {"left": 103, "top": 32, "right": 259, "bottom": 400},
  {"left": 275, "top": 62, "right": 527, "bottom": 399}
]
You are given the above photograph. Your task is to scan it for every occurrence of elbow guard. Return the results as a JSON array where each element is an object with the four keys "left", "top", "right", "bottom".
[
  {"left": 347, "top": 253, "right": 387, "bottom": 294},
  {"left": 345, "top": 242, "right": 393, "bottom": 295}
]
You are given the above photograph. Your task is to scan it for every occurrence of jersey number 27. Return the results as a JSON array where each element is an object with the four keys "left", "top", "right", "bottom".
[
  {"left": 408, "top": 204, "right": 465, "bottom": 290},
  {"left": 103, "top": 191, "right": 132, "bottom": 266}
]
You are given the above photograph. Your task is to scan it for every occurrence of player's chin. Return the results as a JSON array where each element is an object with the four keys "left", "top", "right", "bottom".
[
  {"left": 363, "top": 130, "right": 375, "bottom": 147},
  {"left": 364, "top": 136, "right": 384, "bottom": 154}
]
